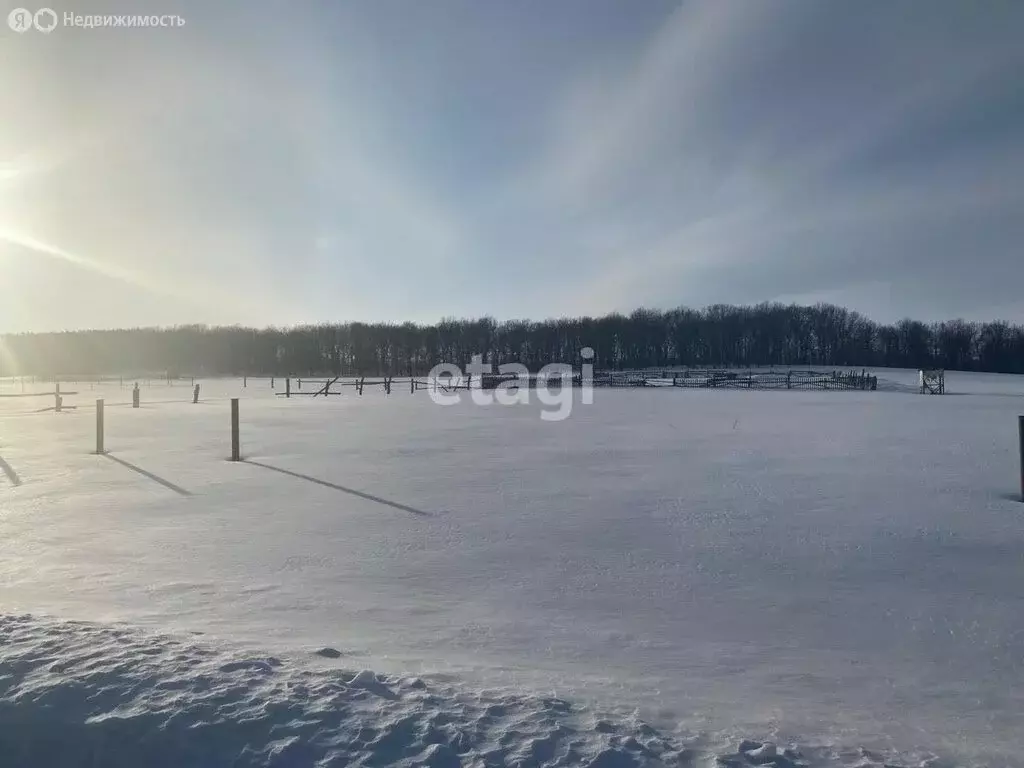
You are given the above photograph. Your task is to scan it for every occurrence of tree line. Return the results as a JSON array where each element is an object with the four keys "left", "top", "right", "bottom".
[{"left": 2, "top": 303, "right": 1022, "bottom": 378}]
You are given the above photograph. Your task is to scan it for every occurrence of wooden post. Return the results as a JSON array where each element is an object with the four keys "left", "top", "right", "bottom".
[
  {"left": 133, "top": 384, "right": 140, "bottom": 409},
  {"left": 231, "top": 398, "right": 240, "bottom": 462},
  {"left": 95, "top": 399, "right": 104, "bottom": 454},
  {"left": 411, "top": 377, "right": 415, "bottom": 394},
  {"left": 193, "top": 384, "right": 200, "bottom": 404},
  {"left": 298, "top": 378, "right": 302, "bottom": 390},
  {"left": 271, "top": 377, "right": 275, "bottom": 389},
  {"left": 286, "top": 377, "right": 291, "bottom": 398},
  {"left": 243, "top": 375, "right": 247, "bottom": 388},
  {"left": 1019, "top": 415, "right": 1023, "bottom": 502},
  {"left": 55, "top": 392, "right": 62, "bottom": 413}
]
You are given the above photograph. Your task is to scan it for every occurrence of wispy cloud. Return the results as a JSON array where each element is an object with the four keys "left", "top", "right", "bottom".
[
  {"left": 514, "top": 1, "right": 1024, "bottom": 322},
  {"left": 2, "top": 0, "right": 1023, "bottom": 330}
]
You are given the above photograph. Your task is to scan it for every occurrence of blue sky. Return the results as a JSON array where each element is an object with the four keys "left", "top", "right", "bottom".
[{"left": 2, "top": 0, "right": 1024, "bottom": 332}]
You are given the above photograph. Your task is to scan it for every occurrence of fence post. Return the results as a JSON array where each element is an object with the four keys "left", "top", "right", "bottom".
[
  {"left": 193, "top": 384, "right": 200, "bottom": 404},
  {"left": 96, "top": 399, "right": 105, "bottom": 454},
  {"left": 286, "top": 378, "right": 291, "bottom": 398},
  {"left": 1018, "top": 415, "right": 1023, "bottom": 502},
  {"left": 231, "top": 398, "right": 240, "bottom": 462},
  {"left": 133, "top": 383, "right": 140, "bottom": 409}
]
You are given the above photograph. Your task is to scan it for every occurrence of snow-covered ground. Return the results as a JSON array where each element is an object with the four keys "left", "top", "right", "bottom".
[{"left": 1, "top": 370, "right": 1023, "bottom": 766}]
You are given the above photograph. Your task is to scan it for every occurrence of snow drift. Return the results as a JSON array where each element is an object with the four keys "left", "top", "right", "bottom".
[{"left": 0, "top": 614, "right": 955, "bottom": 768}]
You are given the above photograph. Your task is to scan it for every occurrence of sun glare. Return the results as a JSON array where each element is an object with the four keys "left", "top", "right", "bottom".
[{"left": 0, "top": 161, "right": 22, "bottom": 184}]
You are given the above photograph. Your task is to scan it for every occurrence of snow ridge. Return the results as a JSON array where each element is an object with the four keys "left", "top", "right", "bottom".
[{"left": 0, "top": 615, "right": 952, "bottom": 768}]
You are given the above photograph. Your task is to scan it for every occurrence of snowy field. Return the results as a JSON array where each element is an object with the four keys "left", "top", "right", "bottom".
[{"left": 1, "top": 370, "right": 1023, "bottom": 767}]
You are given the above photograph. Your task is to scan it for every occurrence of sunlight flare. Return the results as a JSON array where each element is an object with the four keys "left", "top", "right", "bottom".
[{"left": 0, "top": 228, "right": 165, "bottom": 295}]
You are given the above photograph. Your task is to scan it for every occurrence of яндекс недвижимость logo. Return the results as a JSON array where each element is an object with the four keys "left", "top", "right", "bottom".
[
  {"left": 8, "top": 8, "right": 184, "bottom": 32},
  {"left": 8, "top": 7, "right": 57, "bottom": 33}
]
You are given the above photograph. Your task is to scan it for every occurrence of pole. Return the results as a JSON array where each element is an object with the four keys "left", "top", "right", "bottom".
[
  {"left": 193, "top": 384, "right": 200, "bottom": 404},
  {"left": 286, "top": 378, "right": 291, "bottom": 398},
  {"left": 1019, "top": 415, "right": 1023, "bottom": 502},
  {"left": 231, "top": 398, "right": 240, "bottom": 462},
  {"left": 96, "top": 399, "right": 105, "bottom": 454}
]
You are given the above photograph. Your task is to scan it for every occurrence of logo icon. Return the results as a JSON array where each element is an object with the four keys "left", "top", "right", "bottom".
[
  {"left": 34, "top": 7, "right": 57, "bottom": 32},
  {"left": 7, "top": 7, "right": 32, "bottom": 32}
]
